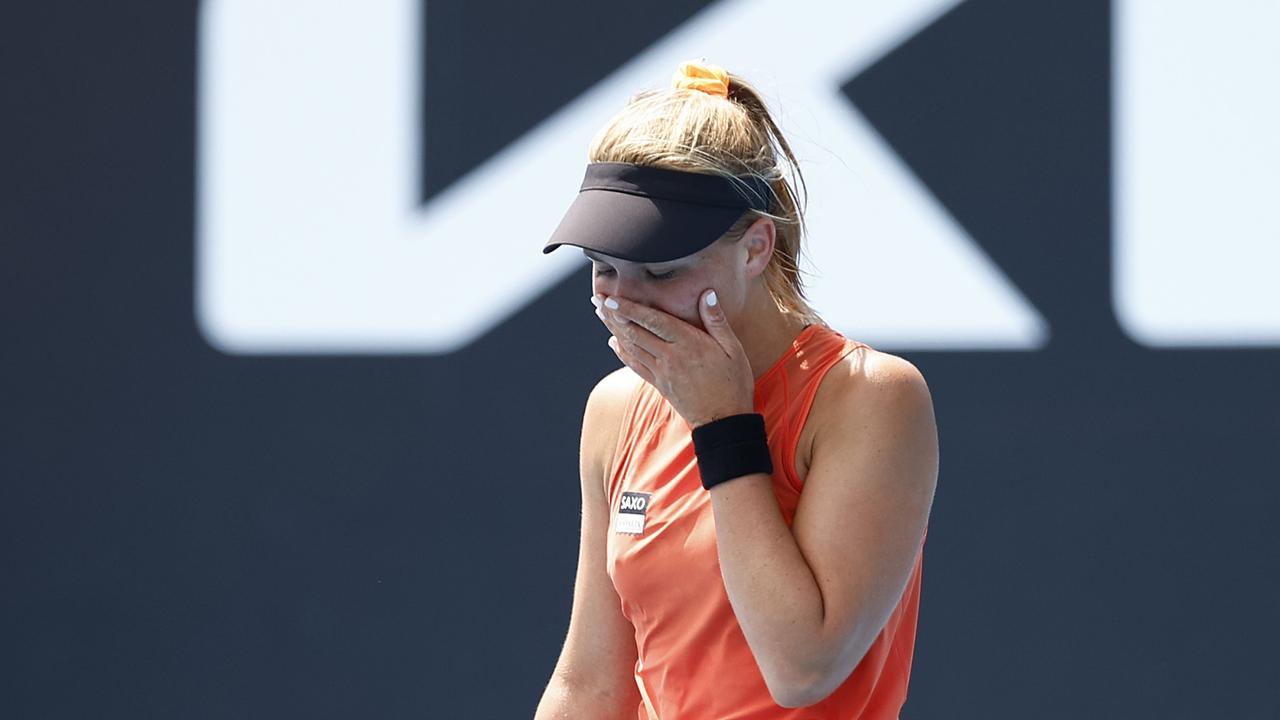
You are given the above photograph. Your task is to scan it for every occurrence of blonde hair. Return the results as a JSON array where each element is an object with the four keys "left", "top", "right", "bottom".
[{"left": 586, "top": 71, "right": 824, "bottom": 326}]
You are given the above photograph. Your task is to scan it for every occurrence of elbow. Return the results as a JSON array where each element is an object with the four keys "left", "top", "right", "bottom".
[
  {"left": 766, "top": 673, "right": 828, "bottom": 709},
  {"left": 765, "top": 633, "right": 872, "bottom": 708},
  {"left": 769, "top": 686, "right": 817, "bottom": 710},
  {"left": 762, "top": 656, "right": 841, "bottom": 709}
]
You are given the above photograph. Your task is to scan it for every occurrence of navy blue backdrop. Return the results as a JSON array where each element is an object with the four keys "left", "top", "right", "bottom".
[{"left": 2, "top": 1, "right": 1277, "bottom": 718}]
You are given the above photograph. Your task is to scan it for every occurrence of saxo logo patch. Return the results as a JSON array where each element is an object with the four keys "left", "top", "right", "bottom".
[{"left": 616, "top": 491, "right": 652, "bottom": 535}]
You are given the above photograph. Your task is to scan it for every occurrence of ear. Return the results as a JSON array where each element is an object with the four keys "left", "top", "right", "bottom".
[{"left": 741, "top": 216, "right": 776, "bottom": 279}]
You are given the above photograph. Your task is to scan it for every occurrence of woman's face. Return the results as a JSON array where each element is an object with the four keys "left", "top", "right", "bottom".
[{"left": 585, "top": 241, "right": 739, "bottom": 331}]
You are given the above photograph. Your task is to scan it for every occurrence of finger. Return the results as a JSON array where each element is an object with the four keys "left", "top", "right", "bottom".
[
  {"left": 608, "top": 335, "right": 656, "bottom": 384},
  {"left": 696, "top": 288, "right": 741, "bottom": 356},
  {"left": 604, "top": 296, "right": 680, "bottom": 343},
  {"left": 598, "top": 300, "right": 669, "bottom": 360},
  {"left": 614, "top": 327, "right": 659, "bottom": 367},
  {"left": 612, "top": 315, "right": 670, "bottom": 360},
  {"left": 596, "top": 304, "right": 629, "bottom": 339},
  {"left": 595, "top": 304, "right": 613, "bottom": 329}
]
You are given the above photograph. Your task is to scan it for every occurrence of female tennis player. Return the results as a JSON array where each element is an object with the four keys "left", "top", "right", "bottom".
[{"left": 534, "top": 59, "right": 938, "bottom": 720}]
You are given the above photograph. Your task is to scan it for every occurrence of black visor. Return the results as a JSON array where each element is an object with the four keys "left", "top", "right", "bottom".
[{"left": 542, "top": 162, "right": 773, "bottom": 263}]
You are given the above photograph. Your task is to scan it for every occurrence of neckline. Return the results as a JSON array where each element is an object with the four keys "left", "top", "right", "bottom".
[{"left": 753, "top": 323, "right": 822, "bottom": 389}]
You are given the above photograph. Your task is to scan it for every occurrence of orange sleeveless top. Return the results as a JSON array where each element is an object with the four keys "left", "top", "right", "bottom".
[{"left": 605, "top": 323, "right": 926, "bottom": 719}]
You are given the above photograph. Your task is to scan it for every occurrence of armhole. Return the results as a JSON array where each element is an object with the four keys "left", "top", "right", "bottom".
[
  {"left": 782, "top": 340, "right": 868, "bottom": 494},
  {"left": 602, "top": 373, "right": 647, "bottom": 500}
]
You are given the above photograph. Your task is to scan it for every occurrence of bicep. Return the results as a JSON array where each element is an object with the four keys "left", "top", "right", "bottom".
[
  {"left": 791, "top": 356, "right": 938, "bottom": 678},
  {"left": 548, "top": 376, "right": 640, "bottom": 704}
]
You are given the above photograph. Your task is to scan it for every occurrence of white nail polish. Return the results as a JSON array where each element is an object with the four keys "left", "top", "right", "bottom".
[
  {"left": 596, "top": 307, "right": 607, "bottom": 321},
  {"left": 590, "top": 296, "right": 601, "bottom": 308},
  {"left": 604, "top": 297, "right": 619, "bottom": 310}
]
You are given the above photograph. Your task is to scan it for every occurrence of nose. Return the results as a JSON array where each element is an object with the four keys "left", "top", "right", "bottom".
[
  {"left": 593, "top": 272, "right": 646, "bottom": 305},
  {"left": 591, "top": 272, "right": 612, "bottom": 299}
]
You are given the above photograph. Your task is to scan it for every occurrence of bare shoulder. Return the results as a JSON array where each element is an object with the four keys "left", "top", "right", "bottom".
[
  {"left": 585, "top": 366, "right": 644, "bottom": 430},
  {"left": 823, "top": 345, "right": 932, "bottom": 422},
  {"left": 829, "top": 345, "right": 929, "bottom": 400},
  {"left": 582, "top": 367, "right": 646, "bottom": 490},
  {"left": 799, "top": 345, "right": 935, "bottom": 478}
]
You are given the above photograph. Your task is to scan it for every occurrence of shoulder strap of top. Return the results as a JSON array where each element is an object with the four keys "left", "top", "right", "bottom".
[{"left": 780, "top": 333, "right": 871, "bottom": 493}]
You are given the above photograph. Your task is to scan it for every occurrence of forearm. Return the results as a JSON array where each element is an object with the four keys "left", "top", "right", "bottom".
[
  {"left": 709, "top": 472, "right": 831, "bottom": 702},
  {"left": 534, "top": 676, "right": 638, "bottom": 720}
]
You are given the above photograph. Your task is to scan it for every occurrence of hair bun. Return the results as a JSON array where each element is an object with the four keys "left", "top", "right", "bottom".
[{"left": 671, "top": 58, "right": 730, "bottom": 99}]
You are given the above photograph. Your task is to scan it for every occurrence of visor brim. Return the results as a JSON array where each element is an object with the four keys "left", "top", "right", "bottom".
[{"left": 542, "top": 188, "right": 748, "bottom": 263}]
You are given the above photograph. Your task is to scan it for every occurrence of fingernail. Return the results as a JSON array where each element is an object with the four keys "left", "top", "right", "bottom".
[
  {"left": 604, "top": 297, "right": 619, "bottom": 310},
  {"left": 595, "top": 307, "right": 607, "bottom": 321},
  {"left": 590, "top": 296, "right": 601, "bottom": 308},
  {"left": 707, "top": 290, "right": 718, "bottom": 307}
]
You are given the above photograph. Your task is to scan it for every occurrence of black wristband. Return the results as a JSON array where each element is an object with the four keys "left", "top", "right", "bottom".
[{"left": 691, "top": 413, "right": 774, "bottom": 490}]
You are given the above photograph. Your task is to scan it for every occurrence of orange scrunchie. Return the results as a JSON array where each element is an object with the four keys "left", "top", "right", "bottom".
[{"left": 671, "top": 58, "right": 730, "bottom": 98}]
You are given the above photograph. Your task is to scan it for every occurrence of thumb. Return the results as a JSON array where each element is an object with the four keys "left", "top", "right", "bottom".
[{"left": 699, "top": 289, "right": 738, "bottom": 352}]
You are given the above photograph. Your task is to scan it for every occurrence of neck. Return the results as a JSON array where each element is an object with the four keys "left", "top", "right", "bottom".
[{"left": 733, "top": 284, "right": 815, "bottom": 383}]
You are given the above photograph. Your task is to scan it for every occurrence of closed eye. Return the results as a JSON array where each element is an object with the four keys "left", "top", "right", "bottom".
[{"left": 592, "top": 267, "right": 677, "bottom": 281}]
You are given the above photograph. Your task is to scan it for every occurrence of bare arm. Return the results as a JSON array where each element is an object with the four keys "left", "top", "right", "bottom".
[
  {"left": 710, "top": 352, "right": 938, "bottom": 707},
  {"left": 535, "top": 369, "right": 644, "bottom": 719}
]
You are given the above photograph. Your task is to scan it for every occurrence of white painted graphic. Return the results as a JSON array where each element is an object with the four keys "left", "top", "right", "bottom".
[
  {"left": 198, "top": 0, "right": 1049, "bottom": 354},
  {"left": 1114, "top": 0, "right": 1280, "bottom": 347}
]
